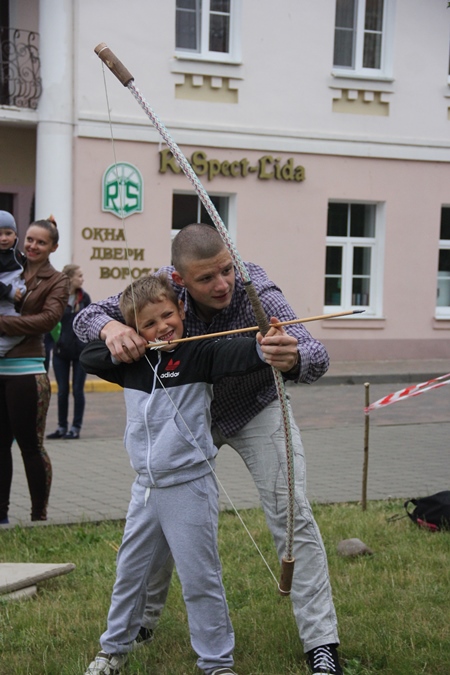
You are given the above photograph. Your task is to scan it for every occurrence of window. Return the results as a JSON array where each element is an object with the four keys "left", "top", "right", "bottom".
[
  {"left": 325, "top": 202, "right": 383, "bottom": 315},
  {"left": 175, "top": 0, "right": 240, "bottom": 62},
  {"left": 436, "top": 207, "right": 450, "bottom": 318},
  {"left": 0, "top": 192, "right": 14, "bottom": 213},
  {"left": 172, "top": 192, "right": 234, "bottom": 242},
  {"left": 333, "top": 0, "right": 391, "bottom": 75},
  {"left": 448, "top": 41, "right": 450, "bottom": 83}
]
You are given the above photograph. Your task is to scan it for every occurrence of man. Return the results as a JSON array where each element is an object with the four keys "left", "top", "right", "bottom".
[{"left": 74, "top": 223, "right": 343, "bottom": 675}]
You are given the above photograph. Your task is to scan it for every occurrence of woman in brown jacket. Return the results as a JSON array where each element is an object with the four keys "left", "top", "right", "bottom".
[{"left": 0, "top": 217, "right": 69, "bottom": 524}]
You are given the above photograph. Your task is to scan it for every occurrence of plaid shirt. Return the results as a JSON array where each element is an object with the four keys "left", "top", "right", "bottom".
[{"left": 74, "top": 262, "right": 329, "bottom": 436}]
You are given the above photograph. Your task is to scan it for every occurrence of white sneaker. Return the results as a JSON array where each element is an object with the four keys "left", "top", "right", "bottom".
[{"left": 84, "top": 651, "right": 128, "bottom": 675}]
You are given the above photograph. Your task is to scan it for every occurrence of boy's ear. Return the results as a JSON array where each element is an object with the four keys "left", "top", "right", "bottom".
[
  {"left": 172, "top": 270, "right": 185, "bottom": 287},
  {"left": 178, "top": 299, "right": 185, "bottom": 320}
]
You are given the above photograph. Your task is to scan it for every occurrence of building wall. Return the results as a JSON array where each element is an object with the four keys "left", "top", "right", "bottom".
[
  {"left": 68, "top": 0, "right": 450, "bottom": 360},
  {"left": 3, "top": 0, "right": 450, "bottom": 360},
  {"left": 72, "top": 134, "right": 450, "bottom": 360}
]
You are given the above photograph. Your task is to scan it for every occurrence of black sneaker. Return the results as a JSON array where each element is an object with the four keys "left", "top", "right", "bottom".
[
  {"left": 46, "top": 428, "right": 67, "bottom": 439},
  {"left": 64, "top": 429, "right": 80, "bottom": 439},
  {"left": 133, "top": 625, "right": 153, "bottom": 649},
  {"left": 307, "top": 644, "right": 343, "bottom": 674}
]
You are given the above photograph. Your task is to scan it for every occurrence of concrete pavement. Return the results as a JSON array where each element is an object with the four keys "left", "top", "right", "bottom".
[{"left": 4, "top": 359, "right": 450, "bottom": 527}]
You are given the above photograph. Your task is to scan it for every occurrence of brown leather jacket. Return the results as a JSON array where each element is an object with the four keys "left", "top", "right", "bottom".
[{"left": 0, "top": 260, "right": 69, "bottom": 359}]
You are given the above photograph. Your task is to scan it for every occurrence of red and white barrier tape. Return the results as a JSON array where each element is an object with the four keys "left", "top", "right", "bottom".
[{"left": 365, "top": 373, "right": 450, "bottom": 414}]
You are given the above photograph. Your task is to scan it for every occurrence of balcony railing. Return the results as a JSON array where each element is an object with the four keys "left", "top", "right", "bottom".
[{"left": 0, "top": 27, "right": 42, "bottom": 110}]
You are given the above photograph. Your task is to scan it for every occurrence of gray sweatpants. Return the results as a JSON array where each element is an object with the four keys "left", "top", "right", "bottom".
[
  {"left": 100, "top": 472, "right": 234, "bottom": 673},
  {"left": 143, "top": 399, "right": 339, "bottom": 654}
]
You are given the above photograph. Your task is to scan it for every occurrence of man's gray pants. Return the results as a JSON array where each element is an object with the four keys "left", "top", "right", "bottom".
[{"left": 100, "top": 473, "right": 235, "bottom": 673}]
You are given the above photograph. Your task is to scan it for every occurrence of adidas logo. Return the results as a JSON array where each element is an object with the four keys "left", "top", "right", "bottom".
[{"left": 161, "top": 358, "right": 180, "bottom": 378}]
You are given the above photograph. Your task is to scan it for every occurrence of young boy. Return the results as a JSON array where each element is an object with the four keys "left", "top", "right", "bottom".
[
  {"left": 81, "top": 274, "right": 290, "bottom": 675},
  {"left": 0, "top": 210, "right": 26, "bottom": 356}
]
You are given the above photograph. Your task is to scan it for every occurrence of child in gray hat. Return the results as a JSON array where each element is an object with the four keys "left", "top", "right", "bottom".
[{"left": 0, "top": 210, "right": 27, "bottom": 356}]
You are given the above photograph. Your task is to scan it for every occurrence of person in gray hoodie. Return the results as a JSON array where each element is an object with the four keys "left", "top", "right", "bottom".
[{"left": 80, "top": 273, "right": 291, "bottom": 675}]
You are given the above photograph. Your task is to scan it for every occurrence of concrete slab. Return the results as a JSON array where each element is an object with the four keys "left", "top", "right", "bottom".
[
  {"left": 3, "top": 585, "right": 37, "bottom": 601},
  {"left": 0, "top": 562, "right": 76, "bottom": 596}
]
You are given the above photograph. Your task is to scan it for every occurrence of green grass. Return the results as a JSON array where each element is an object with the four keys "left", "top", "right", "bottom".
[{"left": 1, "top": 500, "right": 449, "bottom": 674}]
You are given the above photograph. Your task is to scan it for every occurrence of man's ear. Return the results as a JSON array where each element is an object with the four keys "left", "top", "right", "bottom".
[{"left": 172, "top": 270, "right": 185, "bottom": 287}]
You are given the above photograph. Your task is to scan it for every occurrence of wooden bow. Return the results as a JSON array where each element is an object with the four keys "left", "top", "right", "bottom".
[{"left": 95, "top": 43, "right": 360, "bottom": 595}]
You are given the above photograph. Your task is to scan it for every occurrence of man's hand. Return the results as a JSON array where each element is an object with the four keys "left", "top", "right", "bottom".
[
  {"left": 100, "top": 320, "right": 148, "bottom": 363},
  {"left": 257, "top": 316, "right": 299, "bottom": 373}
]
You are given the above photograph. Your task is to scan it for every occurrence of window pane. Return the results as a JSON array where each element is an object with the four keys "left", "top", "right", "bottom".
[
  {"left": 325, "top": 246, "right": 342, "bottom": 306},
  {"left": 333, "top": 30, "right": 355, "bottom": 67},
  {"left": 437, "top": 251, "right": 450, "bottom": 306},
  {"left": 0, "top": 192, "right": 14, "bottom": 213},
  {"left": 211, "top": 0, "right": 230, "bottom": 11},
  {"left": 177, "top": 0, "right": 197, "bottom": 8},
  {"left": 439, "top": 249, "right": 450, "bottom": 273},
  {"left": 200, "top": 195, "right": 229, "bottom": 228},
  {"left": 352, "top": 277, "right": 370, "bottom": 305},
  {"left": 365, "top": 0, "right": 384, "bottom": 31},
  {"left": 176, "top": 11, "right": 199, "bottom": 50},
  {"left": 440, "top": 207, "right": 450, "bottom": 240},
  {"left": 172, "top": 194, "right": 199, "bottom": 231},
  {"left": 327, "top": 203, "right": 348, "bottom": 236},
  {"left": 326, "top": 246, "right": 342, "bottom": 275},
  {"left": 325, "top": 278, "right": 342, "bottom": 306},
  {"left": 176, "top": 0, "right": 200, "bottom": 50},
  {"left": 209, "top": 13, "right": 229, "bottom": 53},
  {"left": 335, "top": 0, "right": 356, "bottom": 29},
  {"left": 334, "top": 0, "right": 355, "bottom": 67},
  {"left": 363, "top": 32, "right": 382, "bottom": 69},
  {"left": 350, "top": 204, "right": 375, "bottom": 237},
  {"left": 353, "top": 247, "right": 371, "bottom": 275}
]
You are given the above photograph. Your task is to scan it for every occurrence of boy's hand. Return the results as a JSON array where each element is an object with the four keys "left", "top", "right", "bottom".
[
  {"left": 257, "top": 316, "right": 299, "bottom": 373},
  {"left": 100, "top": 320, "right": 148, "bottom": 363}
]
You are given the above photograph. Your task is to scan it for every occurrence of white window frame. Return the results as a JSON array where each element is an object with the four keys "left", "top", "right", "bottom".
[
  {"left": 436, "top": 206, "right": 450, "bottom": 319},
  {"left": 332, "top": 0, "right": 395, "bottom": 79},
  {"left": 175, "top": 0, "right": 241, "bottom": 64},
  {"left": 171, "top": 190, "right": 237, "bottom": 244},
  {"left": 324, "top": 200, "right": 384, "bottom": 317}
]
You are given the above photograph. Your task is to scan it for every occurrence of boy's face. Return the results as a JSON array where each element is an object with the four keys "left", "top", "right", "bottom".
[
  {"left": 0, "top": 228, "right": 16, "bottom": 250},
  {"left": 136, "top": 297, "right": 185, "bottom": 350}
]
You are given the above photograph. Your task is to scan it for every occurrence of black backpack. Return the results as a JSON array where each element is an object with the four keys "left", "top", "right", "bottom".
[{"left": 404, "top": 491, "right": 450, "bottom": 532}]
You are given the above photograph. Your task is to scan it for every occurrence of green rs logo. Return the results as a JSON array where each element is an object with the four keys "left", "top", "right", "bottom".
[{"left": 102, "top": 163, "right": 143, "bottom": 218}]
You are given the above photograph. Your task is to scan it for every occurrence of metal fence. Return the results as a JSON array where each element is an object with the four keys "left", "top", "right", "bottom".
[{"left": 0, "top": 27, "right": 42, "bottom": 109}]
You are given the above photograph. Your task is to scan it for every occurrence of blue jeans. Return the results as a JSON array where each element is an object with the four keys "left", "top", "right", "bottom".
[{"left": 52, "top": 354, "right": 87, "bottom": 431}]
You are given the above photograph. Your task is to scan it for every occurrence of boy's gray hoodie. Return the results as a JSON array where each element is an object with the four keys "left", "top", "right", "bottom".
[{"left": 80, "top": 336, "right": 270, "bottom": 488}]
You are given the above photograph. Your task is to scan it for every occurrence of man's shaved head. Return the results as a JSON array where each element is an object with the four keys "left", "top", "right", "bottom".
[{"left": 172, "top": 223, "right": 226, "bottom": 274}]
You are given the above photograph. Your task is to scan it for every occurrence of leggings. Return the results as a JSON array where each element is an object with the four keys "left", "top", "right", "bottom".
[{"left": 0, "top": 373, "right": 52, "bottom": 521}]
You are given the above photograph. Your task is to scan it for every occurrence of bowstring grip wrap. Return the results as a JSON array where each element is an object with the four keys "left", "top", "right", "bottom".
[
  {"left": 243, "top": 281, "right": 270, "bottom": 336},
  {"left": 278, "top": 556, "right": 295, "bottom": 596},
  {"left": 94, "top": 43, "right": 134, "bottom": 87}
]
